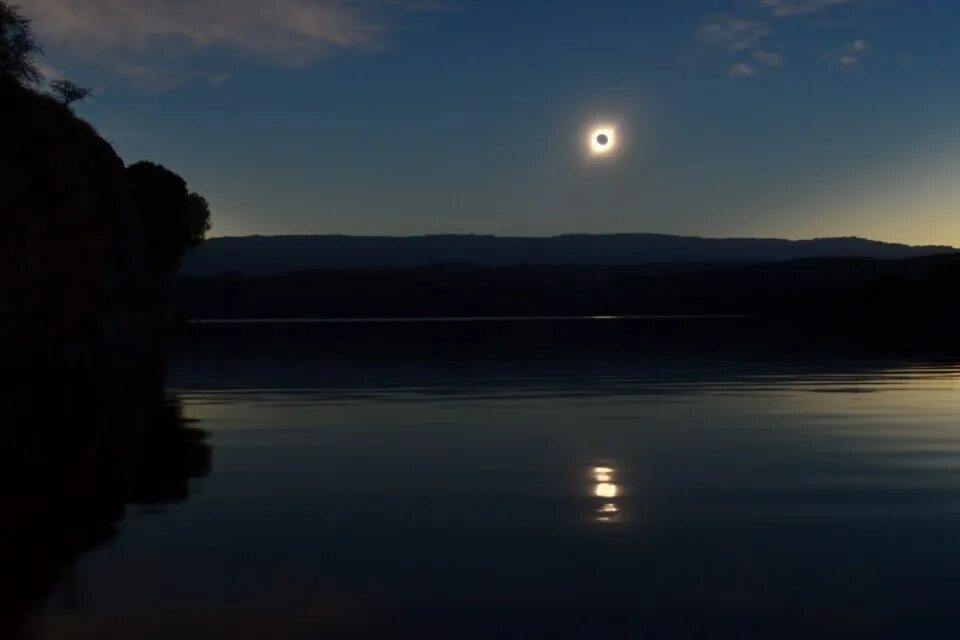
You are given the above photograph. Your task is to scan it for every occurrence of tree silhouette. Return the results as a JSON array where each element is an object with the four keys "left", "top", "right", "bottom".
[
  {"left": 50, "top": 78, "right": 93, "bottom": 107},
  {"left": 186, "top": 192, "right": 212, "bottom": 243},
  {"left": 0, "top": 1, "right": 41, "bottom": 86},
  {"left": 126, "top": 161, "right": 212, "bottom": 276}
]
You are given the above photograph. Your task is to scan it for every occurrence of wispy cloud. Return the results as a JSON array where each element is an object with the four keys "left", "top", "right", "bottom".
[
  {"left": 696, "top": 15, "right": 781, "bottom": 79},
  {"left": 752, "top": 50, "right": 783, "bottom": 67},
  {"left": 88, "top": 59, "right": 236, "bottom": 92},
  {"left": 759, "top": 0, "right": 862, "bottom": 18},
  {"left": 698, "top": 15, "right": 771, "bottom": 52},
  {"left": 26, "top": 0, "right": 447, "bottom": 88},
  {"left": 826, "top": 39, "right": 869, "bottom": 67},
  {"left": 728, "top": 62, "right": 757, "bottom": 78},
  {"left": 35, "top": 60, "right": 65, "bottom": 82},
  {"left": 693, "top": 0, "right": 875, "bottom": 79}
]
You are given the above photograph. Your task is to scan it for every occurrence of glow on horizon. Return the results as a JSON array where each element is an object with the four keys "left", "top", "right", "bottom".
[
  {"left": 763, "top": 150, "right": 960, "bottom": 249},
  {"left": 201, "top": 139, "right": 960, "bottom": 247}
]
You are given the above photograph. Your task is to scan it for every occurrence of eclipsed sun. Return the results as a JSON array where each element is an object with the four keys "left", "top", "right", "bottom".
[{"left": 588, "top": 125, "right": 618, "bottom": 158}]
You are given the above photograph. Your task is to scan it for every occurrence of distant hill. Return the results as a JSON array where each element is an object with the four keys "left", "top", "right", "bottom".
[{"left": 182, "top": 234, "right": 956, "bottom": 275}]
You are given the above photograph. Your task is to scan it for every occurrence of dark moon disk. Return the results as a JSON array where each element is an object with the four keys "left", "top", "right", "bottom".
[{"left": 596, "top": 133, "right": 609, "bottom": 146}]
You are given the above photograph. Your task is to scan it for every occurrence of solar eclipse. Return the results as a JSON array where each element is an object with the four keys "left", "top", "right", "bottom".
[{"left": 588, "top": 125, "right": 618, "bottom": 158}]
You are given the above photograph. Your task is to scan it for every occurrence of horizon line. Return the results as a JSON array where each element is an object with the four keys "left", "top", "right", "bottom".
[{"left": 203, "top": 231, "right": 958, "bottom": 249}]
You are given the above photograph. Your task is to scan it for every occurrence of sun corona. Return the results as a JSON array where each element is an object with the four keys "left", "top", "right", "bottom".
[{"left": 587, "top": 125, "right": 618, "bottom": 158}]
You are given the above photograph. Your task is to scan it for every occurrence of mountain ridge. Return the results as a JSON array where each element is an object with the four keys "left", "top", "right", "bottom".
[{"left": 182, "top": 233, "right": 957, "bottom": 275}]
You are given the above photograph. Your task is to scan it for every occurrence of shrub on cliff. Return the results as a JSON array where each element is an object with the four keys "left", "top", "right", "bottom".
[
  {"left": 126, "top": 162, "right": 212, "bottom": 276},
  {"left": 0, "top": 1, "right": 41, "bottom": 87},
  {"left": 50, "top": 79, "right": 93, "bottom": 107}
]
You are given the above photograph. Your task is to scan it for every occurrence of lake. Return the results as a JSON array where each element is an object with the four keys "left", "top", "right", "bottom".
[{"left": 7, "top": 318, "right": 960, "bottom": 639}]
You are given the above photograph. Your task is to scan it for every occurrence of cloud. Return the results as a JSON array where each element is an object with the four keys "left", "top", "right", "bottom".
[
  {"left": 696, "top": 15, "right": 781, "bottom": 79},
  {"left": 728, "top": 62, "right": 757, "bottom": 78},
  {"left": 759, "top": 0, "right": 861, "bottom": 18},
  {"left": 826, "top": 39, "right": 869, "bottom": 66},
  {"left": 35, "top": 60, "right": 65, "bottom": 82},
  {"left": 692, "top": 2, "right": 871, "bottom": 78},
  {"left": 698, "top": 15, "right": 771, "bottom": 52},
  {"left": 89, "top": 60, "right": 236, "bottom": 92},
  {"left": 752, "top": 50, "right": 783, "bottom": 67},
  {"left": 25, "top": 0, "right": 447, "bottom": 87}
]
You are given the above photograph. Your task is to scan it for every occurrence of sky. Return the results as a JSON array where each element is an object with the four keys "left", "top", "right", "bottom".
[{"left": 25, "top": 0, "right": 960, "bottom": 244}]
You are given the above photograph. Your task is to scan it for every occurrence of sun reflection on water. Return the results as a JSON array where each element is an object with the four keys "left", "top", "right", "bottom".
[
  {"left": 591, "top": 465, "right": 622, "bottom": 523},
  {"left": 595, "top": 482, "right": 618, "bottom": 498}
]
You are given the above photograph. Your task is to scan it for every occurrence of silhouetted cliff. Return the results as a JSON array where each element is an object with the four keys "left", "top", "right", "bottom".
[{"left": 0, "top": 79, "right": 160, "bottom": 373}]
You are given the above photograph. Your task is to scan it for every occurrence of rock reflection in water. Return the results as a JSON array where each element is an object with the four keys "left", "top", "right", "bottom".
[{"left": 0, "top": 374, "right": 211, "bottom": 639}]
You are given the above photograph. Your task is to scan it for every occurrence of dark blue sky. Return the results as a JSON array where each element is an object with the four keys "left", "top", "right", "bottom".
[{"left": 29, "top": 0, "right": 960, "bottom": 243}]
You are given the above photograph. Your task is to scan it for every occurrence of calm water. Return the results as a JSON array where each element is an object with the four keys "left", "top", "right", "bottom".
[{"left": 8, "top": 320, "right": 960, "bottom": 638}]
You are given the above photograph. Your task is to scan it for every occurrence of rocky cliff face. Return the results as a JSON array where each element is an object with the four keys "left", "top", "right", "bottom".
[{"left": 0, "top": 80, "right": 159, "bottom": 373}]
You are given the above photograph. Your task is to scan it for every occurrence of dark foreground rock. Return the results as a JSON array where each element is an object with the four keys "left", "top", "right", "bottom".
[{"left": 0, "top": 79, "right": 160, "bottom": 375}]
